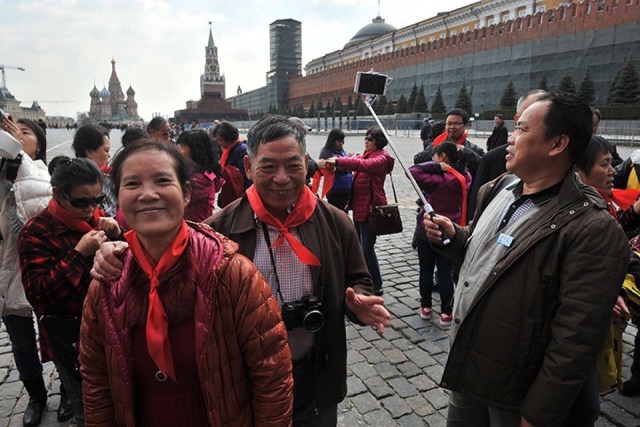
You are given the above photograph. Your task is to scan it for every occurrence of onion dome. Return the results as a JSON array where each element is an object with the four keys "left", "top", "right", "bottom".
[
  {"left": 126, "top": 85, "right": 135, "bottom": 96},
  {"left": 345, "top": 16, "right": 396, "bottom": 48},
  {"left": 90, "top": 85, "right": 100, "bottom": 98},
  {"left": 100, "top": 86, "right": 111, "bottom": 97}
]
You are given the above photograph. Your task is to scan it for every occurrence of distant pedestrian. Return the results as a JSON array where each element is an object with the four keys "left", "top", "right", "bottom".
[
  {"left": 212, "top": 121, "right": 250, "bottom": 208},
  {"left": 147, "top": 116, "right": 173, "bottom": 144},
  {"left": 420, "top": 117, "right": 433, "bottom": 143},
  {"left": 318, "top": 128, "right": 352, "bottom": 211},
  {"left": 485, "top": 114, "right": 508, "bottom": 151}
]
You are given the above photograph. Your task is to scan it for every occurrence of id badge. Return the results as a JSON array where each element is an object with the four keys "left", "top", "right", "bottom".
[{"left": 497, "top": 233, "right": 514, "bottom": 248}]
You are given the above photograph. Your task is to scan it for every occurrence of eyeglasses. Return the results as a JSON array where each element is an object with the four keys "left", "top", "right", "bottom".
[
  {"left": 364, "top": 136, "right": 375, "bottom": 141},
  {"left": 64, "top": 193, "right": 105, "bottom": 208},
  {"left": 445, "top": 122, "right": 465, "bottom": 127},
  {"left": 160, "top": 130, "right": 172, "bottom": 137}
]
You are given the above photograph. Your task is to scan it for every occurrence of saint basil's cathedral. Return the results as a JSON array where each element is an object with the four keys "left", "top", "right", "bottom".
[{"left": 89, "top": 58, "right": 140, "bottom": 122}]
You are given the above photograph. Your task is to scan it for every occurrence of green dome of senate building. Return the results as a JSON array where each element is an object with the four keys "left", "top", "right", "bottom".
[{"left": 345, "top": 16, "right": 396, "bottom": 48}]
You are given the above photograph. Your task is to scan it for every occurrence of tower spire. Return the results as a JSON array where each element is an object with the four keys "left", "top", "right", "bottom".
[{"left": 207, "top": 21, "right": 214, "bottom": 49}]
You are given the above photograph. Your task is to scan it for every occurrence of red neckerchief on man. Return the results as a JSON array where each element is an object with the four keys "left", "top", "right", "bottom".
[
  {"left": 433, "top": 131, "right": 468, "bottom": 147},
  {"left": 445, "top": 167, "right": 468, "bottom": 226},
  {"left": 246, "top": 185, "right": 321, "bottom": 266},
  {"left": 124, "top": 220, "right": 190, "bottom": 382},
  {"left": 220, "top": 140, "right": 240, "bottom": 168},
  {"left": 47, "top": 198, "right": 100, "bottom": 233}
]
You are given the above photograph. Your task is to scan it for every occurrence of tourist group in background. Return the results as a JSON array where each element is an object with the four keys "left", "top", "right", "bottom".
[{"left": 0, "top": 88, "right": 638, "bottom": 427}]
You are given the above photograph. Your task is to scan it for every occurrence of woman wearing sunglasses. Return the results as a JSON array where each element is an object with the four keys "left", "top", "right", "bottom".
[
  {"left": 18, "top": 157, "right": 121, "bottom": 427},
  {"left": 317, "top": 126, "right": 395, "bottom": 296}
]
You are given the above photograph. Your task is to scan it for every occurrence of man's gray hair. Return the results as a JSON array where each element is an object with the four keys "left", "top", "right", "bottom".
[
  {"left": 516, "top": 89, "right": 548, "bottom": 115},
  {"left": 246, "top": 114, "right": 306, "bottom": 158}
]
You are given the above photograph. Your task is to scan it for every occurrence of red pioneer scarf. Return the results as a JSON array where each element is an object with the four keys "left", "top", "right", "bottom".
[
  {"left": 445, "top": 168, "right": 468, "bottom": 226},
  {"left": 47, "top": 198, "right": 100, "bottom": 233},
  {"left": 246, "top": 185, "right": 321, "bottom": 266},
  {"left": 596, "top": 188, "right": 640, "bottom": 218},
  {"left": 220, "top": 141, "right": 240, "bottom": 168},
  {"left": 99, "top": 164, "right": 112, "bottom": 175},
  {"left": 124, "top": 220, "right": 190, "bottom": 382},
  {"left": 311, "top": 168, "right": 335, "bottom": 199},
  {"left": 433, "top": 131, "right": 468, "bottom": 147}
]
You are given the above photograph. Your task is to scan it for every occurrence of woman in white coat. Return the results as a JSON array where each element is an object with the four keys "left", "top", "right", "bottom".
[{"left": 0, "top": 117, "right": 71, "bottom": 425}]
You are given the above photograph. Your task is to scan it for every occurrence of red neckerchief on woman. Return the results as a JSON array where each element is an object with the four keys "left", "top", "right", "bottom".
[
  {"left": 311, "top": 169, "right": 335, "bottom": 199},
  {"left": 124, "top": 220, "right": 190, "bottom": 382},
  {"left": 219, "top": 141, "right": 240, "bottom": 168},
  {"left": 99, "top": 164, "right": 112, "bottom": 175},
  {"left": 444, "top": 167, "right": 468, "bottom": 226},
  {"left": 246, "top": 185, "right": 321, "bottom": 266},
  {"left": 433, "top": 131, "right": 468, "bottom": 147},
  {"left": 596, "top": 187, "right": 640, "bottom": 218},
  {"left": 47, "top": 198, "right": 100, "bottom": 233}
]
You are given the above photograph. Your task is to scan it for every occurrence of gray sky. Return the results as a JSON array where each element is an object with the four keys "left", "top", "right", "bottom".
[{"left": 1, "top": 0, "right": 472, "bottom": 120}]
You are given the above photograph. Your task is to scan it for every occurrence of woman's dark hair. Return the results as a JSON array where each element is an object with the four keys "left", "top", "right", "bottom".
[
  {"left": 121, "top": 126, "right": 149, "bottom": 147},
  {"left": 17, "top": 119, "right": 47, "bottom": 164},
  {"left": 73, "top": 124, "right": 109, "bottom": 158},
  {"left": 176, "top": 130, "right": 222, "bottom": 175},
  {"left": 147, "top": 116, "right": 168, "bottom": 133},
  {"left": 435, "top": 141, "right": 467, "bottom": 174},
  {"left": 212, "top": 121, "right": 239, "bottom": 144},
  {"left": 323, "top": 129, "right": 345, "bottom": 152},
  {"left": 110, "top": 139, "right": 190, "bottom": 196},
  {"left": 366, "top": 126, "right": 388, "bottom": 150},
  {"left": 50, "top": 156, "right": 102, "bottom": 195},
  {"left": 576, "top": 135, "right": 613, "bottom": 176}
]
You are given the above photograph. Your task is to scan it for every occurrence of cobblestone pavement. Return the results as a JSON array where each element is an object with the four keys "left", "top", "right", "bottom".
[{"left": 0, "top": 129, "right": 638, "bottom": 426}]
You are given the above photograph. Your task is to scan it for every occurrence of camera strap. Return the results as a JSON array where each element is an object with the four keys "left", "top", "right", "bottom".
[{"left": 261, "top": 222, "right": 287, "bottom": 304}]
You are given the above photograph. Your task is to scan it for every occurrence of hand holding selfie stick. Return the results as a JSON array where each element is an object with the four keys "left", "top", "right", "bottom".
[{"left": 355, "top": 71, "right": 450, "bottom": 245}]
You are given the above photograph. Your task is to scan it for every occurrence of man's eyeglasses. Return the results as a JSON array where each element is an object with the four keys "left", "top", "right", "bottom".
[
  {"left": 160, "top": 130, "right": 172, "bottom": 137},
  {"left": 364, "top": 136, "right": 375, "bottom": 141},
  {"left": 445, "top": 122, "right": 464, "bottom": 127},
  {"left": 64, "top": 193, "right": 105, "bottom": 208}
]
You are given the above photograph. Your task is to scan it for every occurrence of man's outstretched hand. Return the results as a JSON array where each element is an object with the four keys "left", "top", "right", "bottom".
[
  {"left": 91, "top": 241, "right": 128, "bottom": 280},
  {"left": 345, "top": 288, "right": 391, "bottom": 334}
]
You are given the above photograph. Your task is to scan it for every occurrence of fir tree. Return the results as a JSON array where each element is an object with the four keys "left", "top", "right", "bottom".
[
  {"left": 334, "top": 97, "right": 343, "bottom": 116},
  {"left": 455, "top": 82, "right": 472, "bottom": 115},
  {"left": 608, "top": 55, "right": 640, "bottom": 105},
  {"left": 346, "top": 95, "right": 353, "bottom": 116},
  {"left": 577, "top": 69, "right": 595, "bottom": 105},
  {"left": 395, "top": 94, "right": 408, "bottom": 114},
  {"left": 538, "top": 74, "right": 549, "bottom": 91},
  {"left": 356, "top": 97, "right": 368, "bottom": 116},
  {"left": 413, "top": 85, "right": 429, "bottom": 113},
  {"left": 383, "top": 99, "right": 395, "bottom": 115},
  {"left": 374, "top": 95, "right": 387, "bottom": 114},
  {"left": 431, "top": 86, "right": 446, "bottom": 114},
  {"left": 500, "top": 80, "right": 517, "bottom": 108},
  {"left": 558, "top": 74, "right": 576, "bottom": 94},
  {"left": 407, "top": 84, "right": 419, "bottom": 109},
  {"left": 317, "top": 99, "right": 324, "bottom": 115},
  {"left": 307, "top": 101, "right": 316, "bottom": 118}
]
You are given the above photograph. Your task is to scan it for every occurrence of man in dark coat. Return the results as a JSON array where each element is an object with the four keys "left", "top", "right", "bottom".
[{"left": 485, "top": 114, "right": 508, "bottom": 151}]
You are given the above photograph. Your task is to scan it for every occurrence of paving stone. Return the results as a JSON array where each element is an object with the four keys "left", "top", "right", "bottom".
[
  {"left": 397, "top": 412, "right": 428, "bottom": 426},
  {"left": 423, "top": 364, "right": 444, "bottom": 384},
  {"left": 604, "top": 391, "right": 640, "bottom": 416},
  {"left": 350, "top": 362, "right": 377, "bottom": 380},
  {"left": 347, "top": 349, "right": 365, "bottom": 364},
  {"left": 0, "top": 383, "right": 21, "bottom": 401},
  {"left": 381, "top": 394, "right": 412, "bottom": 418},
  {"left": 390, "top": 338, "right": 415, "bottom": 352},
  {"left": 347, "top": 337, "right": 371, "bottom": 351},
  {"left": 380, "top": 328, "right": 402, "bottom": 341},
  {"left": 0, "top": 356, "right": 11, "bottom": 369},
  {"left": 346, "top": 376, "right": 367, "bottom": 397},
  {"left": 424, "top": 411, "right": 447, "bottom": 427},
  {"left": 337, "top": 408, "right": 367, "bottom": 426},
  {"left": 423, "top": 388, "right": 449, "bottom": 410},
  {"left": 390, "top": 318, "right": 409, "bottom": 330},
  {"left": 405, "top": 394, "right": 435, "bottom": 417},
  {"left": 350, "top": 392, "right": 381, "bottom": 414},
  {"left": 397, "top": 361, "right": 422, "bottom": 378},
  {"left": 387, "top": 303, "right": 416, "bottom": 319},
  {"left": 405, "top": 348, "right": 437, "bottom": 368},
  {"left": 388, "top": 377, "right": 419, "bottom": 398},
  {"left": 363, "top": 408, "right": 397, "bottom": 426},
  {"left": 360, "top": 348, "right": 386, "bottom": 364},
  {"left": 409, "top": 374, "right": 438, "bottom": 392},
  {"left": 418, "top": 339, "right": 445, "bottom": 355},
  {"left": 0, "top": 417, "right": 8, "bottom": 427},
  {"left": 362, "top": 375, "right": 395, "bottom": 400},
  {"left": 374, "top": 362, "right": 401, "bottom": 380},
  {"left": 381, "top": 347, "right": 408, "bottom": 365}
]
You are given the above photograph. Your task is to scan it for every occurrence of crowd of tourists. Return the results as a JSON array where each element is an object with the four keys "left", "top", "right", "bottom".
[{"left": 0, "top": 89, "right": 638, "bottom": 427}]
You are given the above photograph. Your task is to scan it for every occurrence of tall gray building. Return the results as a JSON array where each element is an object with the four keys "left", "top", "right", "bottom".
[{"left": 266, "top": 19, "right": 302, "bottom": 111}]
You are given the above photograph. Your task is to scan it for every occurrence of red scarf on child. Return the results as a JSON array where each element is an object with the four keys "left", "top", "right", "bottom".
[
  {"left": 47, "top": 199, "right": 100, "bottom": 233},
  {"left": 246, "top": 185, "right": 321, "bottom": 266},
  {"left": 124, "top": 220, "right": 190, "bottom": 382},
  {"left": 433, "top": 131, "right": 467, "bottom": 147}
]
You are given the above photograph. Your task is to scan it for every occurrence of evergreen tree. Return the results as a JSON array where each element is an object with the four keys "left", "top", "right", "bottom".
[
  {"left": 334, "top": 97, "right": 343, "bottom": 116},
  {"left": 383, "top": 99, "right": 395, "bottom": 115},
  {"left": 431, "top": 86, "right": 446, "bottom": 114},
  {"left": 374, "top": 95, "right": 387, "bottom": 114},
  {"left": 395, "top": 94, "right": 408, "bottom": 114},
  {"left": 500, "top": 80, "right": 517, "bottom": 108},
  {"left": 413, "top": 85, "right": 429, "bottom": 113},
  {"left": 558, "top": 74, "right": 576, "bottom": 94},
  {"left": 307, "top": 101, "right": 316, "bottom": 118},
  {"left": 317, "top": 99, "right": 324, "bottom": 115},
  {"left": 407, "top": 84, "right": 419, "bottom": 109},
  {"left": 538, "top": 74, "right": 549, "bottom": 91},
  {"left": 455, "top": 82, "right": 473, "bottom": 115},
  {"left": 356, "top": 97, "right": 368, "bottom": 116},
  {"left": 577, "top": 69, "right": 596, "bottom": 105},
  {"left": 346, "top": 95, "right": 353, "bottom": 116},
  {"left": 608, "top": 55, "right": 640, "bottom": 105}
]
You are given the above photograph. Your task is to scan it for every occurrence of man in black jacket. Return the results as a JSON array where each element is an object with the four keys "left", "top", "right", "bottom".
[{"left": 485, "top": 114, "right": 508, "bottom": 151}]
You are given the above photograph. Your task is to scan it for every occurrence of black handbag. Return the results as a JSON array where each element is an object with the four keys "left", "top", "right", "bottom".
[
  {"left": 366, "top": 173, "right": 403, "bottom": 236},
  {"left": 40, "top": 315, "right": 82, "bottom": 380}
]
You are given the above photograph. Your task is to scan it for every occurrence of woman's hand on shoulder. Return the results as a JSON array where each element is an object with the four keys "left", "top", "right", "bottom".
[
  {"left": 98, "top": 217, "right": 121, "bottom": 240},
  {"left": 75, "top": 230, "right": 109, "bottom": 257}
]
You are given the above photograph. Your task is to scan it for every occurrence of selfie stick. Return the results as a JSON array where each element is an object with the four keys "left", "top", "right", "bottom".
[{"left": 362, "top": 95, "right": 451, "bottom": 245}]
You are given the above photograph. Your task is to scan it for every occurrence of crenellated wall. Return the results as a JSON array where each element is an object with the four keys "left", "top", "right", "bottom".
[{"left": 288, "top": 0, "right": 640, "bottom": 112}]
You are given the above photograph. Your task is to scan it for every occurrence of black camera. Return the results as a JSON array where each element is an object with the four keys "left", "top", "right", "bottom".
[{"left": 281, "top": 296, "right": 324, "bottom": 332}]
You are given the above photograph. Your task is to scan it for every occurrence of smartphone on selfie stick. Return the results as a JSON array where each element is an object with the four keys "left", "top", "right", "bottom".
[{"left": 354, "top": 71, "right": 451, "bottom": 245}]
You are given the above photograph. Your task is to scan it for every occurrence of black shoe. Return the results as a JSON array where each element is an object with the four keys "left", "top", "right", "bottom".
[
  {"left": 23, "top": 397, "right": 46, "bottom": 427},
  {"left": 57, "top": 393, "right": 74, "bottom": 422},
  {"left": 620, "top": 380, "right": 640, "bottom": 396},
  {"left": 374, "top": 289, "right": 384, "bottom": 296}
]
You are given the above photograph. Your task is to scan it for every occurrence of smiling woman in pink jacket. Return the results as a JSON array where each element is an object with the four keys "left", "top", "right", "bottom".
[{"left": 318, "top": 126, "right": 394, "bottom": 296}]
